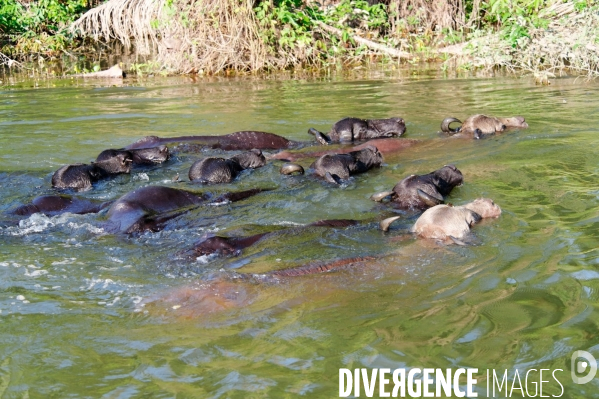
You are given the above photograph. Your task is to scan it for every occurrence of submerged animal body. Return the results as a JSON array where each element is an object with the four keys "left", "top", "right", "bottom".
[
  {"left": 411, "top": 198, "right": 502, "bottom": 240},
  {"left": 12, "top": 195, "right": 110, "bottom": 217},
  {"left": 125, "top": 131, "right": 294, "bottom": 151},
  {"left": 186, "top": 219, "right": 359, "bottom": 258},
  {"left": 309, "top": 117, "right": 406, "bottom": 144},
  {"left": 96, "top": 145, "right": 170, "bottom": 166},
  {"left": 105, "top": 185, "right": 266, "bottom": 234},
  {"left": 308, "top": 146, "right": 383, "bottom": 183},
  {"left": 270, "top": 138, "right": 420, "bottom": 163},
  {"left": 441, "top": 114, "right": 528, "bottom": 138},
  {"left": 51, "top": 153, "right": 132, "bottom": 191},
  {"left": 371, "top": 165, "right": 464, "bottom": 210},
  {"left": 188, "top": 149, "right": 266, "bottom": 184}
]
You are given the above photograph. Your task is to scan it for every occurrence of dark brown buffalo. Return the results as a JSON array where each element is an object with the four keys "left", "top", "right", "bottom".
[
  {"left": 96, "top": 145, "right": 169, "bottom": 166},
  {"left": 270, "top": 138, "right": 419, "bottom": 162},
  {"left": 371, "top": 165, "right": 464, "bottom": 210},
  {"left": 188, "top": 149, "right": 266, "bottom": 184},
  {"left": 12, "top": 195, "right": 111, "bottom": 217},
  {"left": 105, "top": 185, "right": 267, "bottom": 234},
  {"left": 308, "top": 117, "right": 406, "bottom": 144},
  {"left": 306, "top": 145, "right": 383, "bottom": 184},
  {"left": 125, "top": 131, "right": 294, "bottom": 151},
  {"left": 52, "top": 153, "right": 132, "bottom": 191},
  {"left": 441, "top": 114, "right": 528, "bottom": 139},
  {"left": 184, "top": 219, "right": 358, "bottom": 259}
]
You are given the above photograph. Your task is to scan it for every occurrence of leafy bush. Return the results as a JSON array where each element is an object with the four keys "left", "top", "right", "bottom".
[
  {"left": 254, "top": 0, "right": 316, "bottom": 53},
  {"left": 477, "top": 0, "right": 550, "bottom": 47},
  {"left": 1, "top": 0, "right": 88, "bottom": 35},
  {"left": 254, "top": 0, "right": 392, "bottom": 60},
  {"left": 1, "top": 0, "right": 90, "bottom": 59}
]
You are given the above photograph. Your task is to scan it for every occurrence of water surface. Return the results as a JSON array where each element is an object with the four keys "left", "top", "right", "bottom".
[{"left": 1, "top": 71, "right": 599, "bottom": 398}]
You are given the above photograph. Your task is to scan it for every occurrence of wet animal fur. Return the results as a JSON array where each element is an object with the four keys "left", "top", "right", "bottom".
[
  {"left": 309, "top": 117, "right": 406, "bottom": 144},
  {"left": 12, "top": 195, "right": 110, "bottom": 217},
  {"left": 411, "top": 198, "right": 501, "bottom": 240},
  {"left": 188, "top": 149, "right": 266, "bottom": 184},
  {"left": 51, "top": 153, "right": 132, "bottom": 191},
  {"left": 186, "top": 220, "right": 358, "bottom": 259},
  {"left": 310, "top": 145, "right": 383, "bottom": 183},
  {"left": 105, "top": 185, "right": 267, "bottom": 234},
  {"left": 125, "top": 131, "right": 293, "bottom": 151},
  {"left": 374, "top": 165, "right": 464, "bottom": 210},
  {"left": 96, "top": 145, "right": 169, "bottom": 165},
  {"left": 441, "top": 114, "right": 528, "bottom": 138}
]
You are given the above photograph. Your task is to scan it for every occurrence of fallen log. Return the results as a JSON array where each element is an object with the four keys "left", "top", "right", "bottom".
[
  {"left": 71, "top": 64, "right": 125, "bottom": 78},
  {"left": 314, "top": 21, "right": 412, "bottom": 60}
]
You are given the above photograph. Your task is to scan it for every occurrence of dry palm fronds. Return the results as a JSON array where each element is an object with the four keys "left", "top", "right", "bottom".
[
  {"left": 387, "top": 0, "right": 465, "bottom": 32},
  {"left": 71, "top": 0, "right": 268, "bottom": 74},
  {"left": 71, "top": 0, "right": 164, "bottom": 54}
]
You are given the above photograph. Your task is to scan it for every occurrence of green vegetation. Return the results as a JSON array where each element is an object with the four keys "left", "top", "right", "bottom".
[
  {"left": 0, "top": 0, "right": 89, "bottom": 58},
  {"left": 253, "top": 0, "right": 394, "bottom": 64},
  {"left": 2, "top": 0, "right": 598, "bottom": 78}
]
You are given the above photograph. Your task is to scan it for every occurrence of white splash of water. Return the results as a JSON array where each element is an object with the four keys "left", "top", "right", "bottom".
[
  {"left": 4, "top": 213, "right": 105, "bottom": 237},
  {"left": 133, "top": 173, "right": 150, "bottom": 181}
]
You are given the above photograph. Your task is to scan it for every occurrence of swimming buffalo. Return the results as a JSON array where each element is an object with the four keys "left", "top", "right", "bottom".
[
  {"left": 281, "top": 146, "right": 383, "bottom": 184},
  {"left": 371, "top": 165, "right": 463, "bottom": 210},
  {"left": 52, "top": 153, "right": 132, "bottom": 191},
  {"left": 188, "top": 149, "right": 266, "bottom": 184},
  {"left": 11, "top": 195, "right": 110, "bottom": 217},
  {"left": 270, "top": 138, "right": 419, "bottom": 163},
  {"left": 380, "top": 198, "right": 501, "bottom": 243},
  {"left": 409, "top": 198, "right": 502, "bottom": 241},
  {"left": 308, "top": 117, "right": 406, "bottom": 145},
  {"left": 441, "top": 114, "right": 528, "bottom": 139},
  {"left": 96, "top": 145, "right": 170, "bottom": 166},
  {"left": 105, "top": 185, "right": 267, "bottom": 234},
  {"left": 184, "top": 219, "right": 358, "bottom": 259},
  {"left": 125, "top": 131, "right": 294, "bottom": 151}
]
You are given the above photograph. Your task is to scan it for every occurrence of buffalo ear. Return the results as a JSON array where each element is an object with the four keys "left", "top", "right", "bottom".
[
  {"left": 468, "top": 211, "right": 482, "bottom": 226},
  {"left": 325, "top": 172, "right": 343, "bottom": 185},
  {"left": 280, "top": 163, "right": 305, "bottom": 175},
  {"left": 370, "top": 190, "right": 394, "bottom": 202},
  {"left": 417, "top": 189, "right": 443, "bottom": 208},
  {"left": 449, "top": 236, "right": 467, "bottom": 246},
  {"left": 379, "top": 216, "right": 401, "bottom": 232},
  {"left": 308, "top": 128, "right": 331, "bottom": 145},
  {"left": 440, "top": 117, "right": 462, "bottom": 134}
]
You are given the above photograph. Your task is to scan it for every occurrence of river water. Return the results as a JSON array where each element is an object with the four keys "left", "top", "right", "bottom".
[{"left": 1, "top": 70, "right": 598, "bottom": 398}]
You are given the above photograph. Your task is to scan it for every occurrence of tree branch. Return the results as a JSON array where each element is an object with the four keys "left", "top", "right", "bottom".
[
  {"left": 0, "top": 52, "right": 23, "bottom": 68},
  {"left": 314, "top": 20, "right": 412, "bottom": 60}
]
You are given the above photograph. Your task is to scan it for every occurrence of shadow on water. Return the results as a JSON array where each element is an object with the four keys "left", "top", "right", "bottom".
[{"left": 0, "top": 72, "right": 599, "bottom": 397}]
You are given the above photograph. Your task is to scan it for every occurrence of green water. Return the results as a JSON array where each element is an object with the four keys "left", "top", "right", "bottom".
[{"left": 1, "top": 71, "right": 599, "bottom": 398}]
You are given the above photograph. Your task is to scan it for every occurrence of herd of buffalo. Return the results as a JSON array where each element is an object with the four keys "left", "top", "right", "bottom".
[{"left": 8, "top": 113, "right": 528, "bottom": 278}]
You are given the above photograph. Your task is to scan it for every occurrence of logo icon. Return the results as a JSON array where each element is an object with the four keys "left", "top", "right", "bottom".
[{"left": 571, "top": 350, "right": 597, "bottom": 384}]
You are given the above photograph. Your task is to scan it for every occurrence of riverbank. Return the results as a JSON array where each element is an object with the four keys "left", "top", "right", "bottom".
[{"left": 1, "top": 0, "right": 598, "bottom": 80}]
